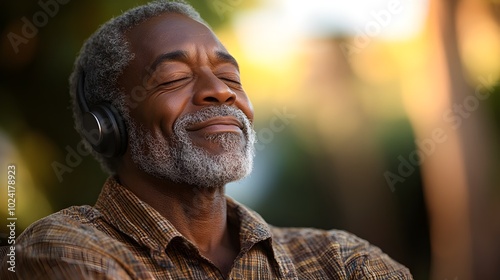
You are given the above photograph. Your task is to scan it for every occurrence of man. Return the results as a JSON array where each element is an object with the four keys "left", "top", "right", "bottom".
[{"left": 1, "top": 1, "right": 412, "bottom": 279}]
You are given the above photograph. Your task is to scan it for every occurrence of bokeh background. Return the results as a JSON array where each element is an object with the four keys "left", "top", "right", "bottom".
[{"left": 1, "top": 0, "right": 499, "bottom": 279}]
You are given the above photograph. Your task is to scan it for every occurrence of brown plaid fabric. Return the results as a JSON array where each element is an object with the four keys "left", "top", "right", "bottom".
[{"left": 1, "top": 177, "right": 412, "bottom": 279}]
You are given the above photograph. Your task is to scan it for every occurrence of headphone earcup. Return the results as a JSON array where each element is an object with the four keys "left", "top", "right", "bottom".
[{"left": 81, "top": 103, "right": 127, "bottom": 157}]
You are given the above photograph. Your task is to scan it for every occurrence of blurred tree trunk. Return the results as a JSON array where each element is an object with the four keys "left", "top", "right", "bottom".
[
  {"left": 403, "top": 0, "right": 499, "bottom": 278},
  {"left": 456, "top": 0, "right": 500, "bottom": 278}
]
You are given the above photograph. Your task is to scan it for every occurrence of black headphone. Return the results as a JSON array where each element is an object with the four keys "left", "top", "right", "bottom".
[{"left": 76, "top": 70, "right": 127, "bottom": 157}]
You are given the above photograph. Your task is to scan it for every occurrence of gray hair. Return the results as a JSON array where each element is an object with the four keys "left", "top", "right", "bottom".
[{"left": 69, "top": 0, "right": 206, "bottom": 174}]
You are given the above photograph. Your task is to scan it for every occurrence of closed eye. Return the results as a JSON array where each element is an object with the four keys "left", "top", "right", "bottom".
[
  {"left": 161, "top": 77, "right": 189, "bottom": 85},
  {"left": 157, "top": 77, "right": 192, "bottom": 90},
  {"left": 218, "top": 73, "right": 242, "bottom": 86},
  {"left": 220, "top": 77, "right": 241, "bottom": 85}
]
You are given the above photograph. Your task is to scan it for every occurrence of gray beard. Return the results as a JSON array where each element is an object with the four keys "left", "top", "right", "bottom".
[{"left": 128, "top": 105, "right": 256, "bottom": 188}]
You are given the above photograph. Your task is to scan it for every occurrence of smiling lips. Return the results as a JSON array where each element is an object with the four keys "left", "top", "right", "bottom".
[{"left": 187, "top": 116, "right": 243, "bottom": 134}]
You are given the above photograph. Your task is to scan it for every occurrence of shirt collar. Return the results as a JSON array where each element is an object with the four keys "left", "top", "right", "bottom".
[
  {"left": 226, "top": 196, "right": 272, "bottom": 247},
  {"left": 95, "top": 177, "right": 296, "bottom": 278},
  {"left": 227, "top": 197, "right": 297, "bottom": 278},
  {"left": 94, "top": 177, "right": 182, "bottom": 254}
]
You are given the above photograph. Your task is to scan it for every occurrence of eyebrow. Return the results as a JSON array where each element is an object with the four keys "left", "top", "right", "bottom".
[
  {"left": 149, "top": 50, "right": 189, "bottom": 73},
  {"left": 148, "top": 50, "right": 240, "bottom": 74},
  {"left": 215, "top": 51, "right": 239, "bottom": 71}
]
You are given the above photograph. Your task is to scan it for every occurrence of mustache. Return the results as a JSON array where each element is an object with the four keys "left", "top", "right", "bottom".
[{"left": 174, "top": 105, "right": 252, "bottom": 135}]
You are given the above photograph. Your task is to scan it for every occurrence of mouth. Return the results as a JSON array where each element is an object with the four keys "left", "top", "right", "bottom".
[{"left": 186, "top": 116, "right": 243, "bottom": 134}]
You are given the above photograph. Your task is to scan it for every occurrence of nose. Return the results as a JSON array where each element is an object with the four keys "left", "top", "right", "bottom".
[{"left": 192, "top": 70, "right": 236, "bottom": 106}]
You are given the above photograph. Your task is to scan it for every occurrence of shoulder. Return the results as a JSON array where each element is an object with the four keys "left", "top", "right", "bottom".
[
  {"left": 16, "top": 205, "right": 104, "bottom": 248},
  {"left": 270, "top": 227, "right": 413, "bottom": 279},
  {"left": 270, "top": 227, "right": 358, "bottom": 263},
  {"left": 1, "top": 206, "right": 134, "bottom": 279},
  {"left": 271, "top": 226, "right": 365, "bottom": 252}
]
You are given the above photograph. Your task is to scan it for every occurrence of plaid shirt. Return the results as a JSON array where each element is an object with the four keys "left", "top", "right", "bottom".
[{"left": 1, "top": 177, "right": 412, "bottom": 279}]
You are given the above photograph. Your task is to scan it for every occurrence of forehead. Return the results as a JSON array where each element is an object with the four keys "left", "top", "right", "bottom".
[{"left": 125, "top": 13, "right": 225, "bottom": 66}]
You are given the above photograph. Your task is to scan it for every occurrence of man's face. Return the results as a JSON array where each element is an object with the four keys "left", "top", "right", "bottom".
[{"left": 120, "top": 13, "right": 256, "bottom": 187}]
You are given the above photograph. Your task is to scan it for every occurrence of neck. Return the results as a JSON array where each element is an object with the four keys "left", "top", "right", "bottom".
[{"left": 116, "top": 165, "right": 240, "bottom": 275}]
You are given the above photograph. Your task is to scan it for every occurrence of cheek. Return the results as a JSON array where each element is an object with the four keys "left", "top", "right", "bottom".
[
  {"left": 238, "top": 95, "right": 254, "bottom": 123},
  {"left": 155, "top": 93, "right": 191, "bottom": 136}
]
